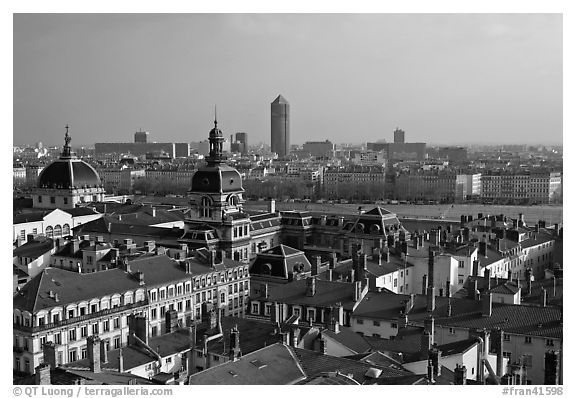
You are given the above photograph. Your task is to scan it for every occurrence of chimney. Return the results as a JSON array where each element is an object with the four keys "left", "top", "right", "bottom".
[
  {"left": 87, "top": 335, "right": 102, "bottom": 373},
  {"left": 100, "top": 339, "right": 108, "bottom": 364},
  {"left": 479, "top": 241, "right": 487, "bottom": 258},
  {"left": 34, "top": 363, "right": 51, "bottom": 385},
  {"left": 492, "top": 329, "right": 504, "bottom": 377},
  {"left": 460, "top": 215, "right": 467, "bottom": 227},
  {"left": 329, "top": 252, "right": 337, "bottom": 269},
  {"left": 404, "top": 294, "right": 415, "bottom": 314},
  {"left": 541, "top": 287, "right": 548, "bottom": 307},
  {"left": 484, "top": 268, "right": 491, "bottom": 291},
  {"left": 353, "top": 281, "right": 362, "bottom": 302},
  {"left": 127, "top": 314, "right": 148, "bottom": 345},
  {"left": 427, "top": 359, "right": 435, "bottom": 384},
  {"left": 446, "top": 299, "right": 452, "bottom": 317},
  {"left": 229, "top": 325, "right": 242, "bottom": 361},
  {"left": 165, "top": 309, "right": 179, "bottom": 334},
  {"left": 468, "top": 279, "right": 478, "bottom": 300},
  {"left": 526, "top": 268, "right": 533, "bottom": 295},
  {"left": 311, "top": 256, "right": 321, "bottom": 276},
  {"left": 445, "top": 280, "right": 451, "bottom": 297},
  {"left": 306, "top": 277, "right": 316, "bottom": 297},
  {"left": 318, "top": 338, "right": 327, "bottom": 354},
  {"left": 519, "top": 213, "right": 525, "bottom": 227},
  {"left": 554, "top": 223, "right": 560, "bottom": 236},
  {"left": 268, "top": 199, "right": 276, "bottom": 213},
  {"left": 421, "top": 330, "right": 432, "bottom": 353},
  {"left": 137, "top": 271, "right": 145, "bottom": 286},
  {"left": 374, "top": 251, "right": 382, "bottom": 265},
  {"left": 422, "top": 275, "right": 428, "bottom": 295},
  {"left": 187, "top": 323, "right": 197, "bottom": 377},
  {"left": 535, "top": 223, "right": 540, "bottom": 234},
  {"left": 482, "top": 292, "right": 493, "bottom": 317},
  {"left": 118, "top": 347, "right": 124, "bottom": 373},
  {"left": 424, "top": 316, "right": 435, "bottom": 343},
  {"left": 73, "top": 239, "right": 80, "bottom": 253},
  {"left": 292, "top": 328, "right": 301, "bottom": 348},
  {"left": 544, "top": 350, "right": 560, "bottom": 385},
  {"left": 383, "top": 250, "right": 390, "bottom": 263},
  {"left": 428, "top": 248, "right": 435, "bottom": 287},
  {"left": 209, "top": 308, "right": 217, "bottom": 330},
  {"left": 374, "top": 238, "right": 383, "bottom": 250},
  {"left": 454, "top": 364, "right": 467, "bottom": 385},
  {"left": 472, "top": 260, "right": 479, "bottom": 276},
  {"left": 43, "top": 341, "right": 57, "bottom": 369},
  {"left": 429, "top": 346, "right": 441, "bottom": 377},
  {"left": 426, "top": 286, "right": 436, "bottom": 312}
]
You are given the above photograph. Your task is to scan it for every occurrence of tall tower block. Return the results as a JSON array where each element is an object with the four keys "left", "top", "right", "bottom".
[{"left": 271, "top": 95, "right": 290, "bottom": 158}]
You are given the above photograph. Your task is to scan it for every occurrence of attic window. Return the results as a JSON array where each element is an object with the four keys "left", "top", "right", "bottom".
[
  {"left": 230, "top": 178, "right": 234, "bottom": 184},
  {"left": 250, "top": 359, "right": 267, "bottom": 369},
  {"left": 228, "top": 371, "right": 238, "bottom": 377}
]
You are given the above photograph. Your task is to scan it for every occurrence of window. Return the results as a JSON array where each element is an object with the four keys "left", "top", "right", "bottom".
[
  {"left": 523, "top": 355, "right": 533, "bottom": 368},
  {"left": 160, "top": 290, "right": 166, "bottom": 299},
  {"left": 234, "top": 283, "right": 238, "bottom": 293},
  {"left": 449, "top": 327, "right": 456, "bottom": 334},
  {"left": 251, "top": 303, "right": 259, "bottom": 314},
  {"left": 504, "top": 334, "right": 511, "bottom": 342},
  {"left": 168, "top": 287, "right": 174, "bottom": 297},
  {"left": 186, "top": 300, "right": 191, "bottom": 310},
  {"left": 54, "top": 332, "right": 61, "bottom": 345},
  {"left": 546, "top": 339, "right": 554, "bottom": 347},
  {"left": 103, "top": 320, "right": 109, "bottom": 332},
  {"left": 50, "top": 196, "right": 56, "bottom": 204},
  {"left": 393, "top": 279, "right": 397, "bottom": 287},
  {"left": 220, "top": 293, "right": 225, "bottom": 303},
  {"left": 357, "top": 319, "right": 364, "bottom": 325},
  {"left": 151, "top": 308, "right": 157, "bottom": 319},
  {"left": 265, "top": 303, "right": 272, "bottom": 316},
  {"left": 68, "top": 350, "right": 77, "bottom": 363},
  {"left": 63, "top": 197, "right": 68, "bottom": 205},
  {"left": 524, "top": 336, "right": 532, "bottom": 344},
  {"left": 114, "top": 337, "right": 120, "bottom": 349},
  {"left": 38, "top": 196, "right": 42, "bottom": 203},
  {"left": 160, "top": 306, "right": 166, "bottom": 317},
  {"left": 81, "top": 326, "right": 88, "bottom": 337},
  {"left": 390, "top": 322, "right": 398, "bottom": 329},
  {"left": 91, "top": 304, "right": 98, "bottom": 313},
  {"left": 503, "top": 351, "right": 512, "bottom": 359},
  {"left": 113, "top": 317, "right": 120, "bottom": 329},
  {"left": 293, "top": 307, "right": 301, "bottom": 317},
  {"left": 307, "top": 309, "right": 315, "bottom": 322},
  {"left": 177, "top": 285, "right": 183, "bottom": 295},
  {"left": 373, "top": 320, "right": 380, "bottom": 326},
  {"left": 69, "top": 329, "right": 77, "bottom": 341},
  {"left": 458, "top": 260, "right": 465, "bottom": 268},
  {"left": 81, "top": 347, "right": 87, "bottom": 359},
  {"left": 177, "top": 301, "right": 183, "bottom": 312}
]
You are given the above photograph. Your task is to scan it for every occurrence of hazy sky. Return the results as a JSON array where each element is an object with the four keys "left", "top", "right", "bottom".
[{"left": 13, "top": 13, "right": 562, "bottom": 147}]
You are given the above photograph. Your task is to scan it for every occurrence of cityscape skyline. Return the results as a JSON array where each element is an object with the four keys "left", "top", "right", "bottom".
[{"left": 14, "top": 14, "right": 562, "bottom": 147}]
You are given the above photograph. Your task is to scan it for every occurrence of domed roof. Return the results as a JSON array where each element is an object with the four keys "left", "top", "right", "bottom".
[
  {"left": 191, "top": 164, "right": 243, "bottom": 193},
  {"left": 38, "top": 158, "right": 101, "bottom": 189}
]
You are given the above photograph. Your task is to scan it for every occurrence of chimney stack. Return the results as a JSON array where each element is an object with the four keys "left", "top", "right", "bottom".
[
  {"left": 429, "top": 346, "right": 441, "bottom": 377},
  {"left": 484, "top": 268, "right": 491, "bottom": 291},
  {"left": 229, "top": 325, "right": 242, "bottom": 362},
  {"left": 422, "top": 275, "right": 428, "bottom": 295},
  {"left": 492, "top": 329, "right": 504, "bottom": 377},
  {"left": 482, "top": 292, "right": 493, "bottom": 317},
  {"left": 306, "top": 277, "right": 316, "bottom": 297},
  {"left": 454, "top": 364, "right": 467, "bottom": 385},
  {"left": 468, "top": 279, "right": 478, "bottom": 300},
  {"left": 445, "top": 280, "right": 451, "bottom": 297},
  {"left": 34, "top": 363, "right": 51, "bottom": 385},
  {"left": 544, "top": 350, "right": 560, "bottom": 385},
  {"left": 329, "top": 252, "right": 337, "bottom": 269},
  {"left": 479, "top": 241, "right": 488, "bottom": 258},
  {"left": 353, "top": 281, "right": 362, "bottom": 302},
  {"left": 268, "top": 199, "right": 276, "bottom": 213},
  {"left": 541, "top": 287, "right": 548, "bottom": 307},
  {"left": 426, "top": 286, "right": 436, "bottom": 312},
  {"left": 100, "top": 340, "right": 108, "bottom": 364},
  {"left": 42, "top": 342, "right": 57, "bottom": 370},
  {"left": 428, "top": 247, "right": 435, "bottom": 287},
  {"left": 87, "top": 335, "right": 102, "bottom": 373}
]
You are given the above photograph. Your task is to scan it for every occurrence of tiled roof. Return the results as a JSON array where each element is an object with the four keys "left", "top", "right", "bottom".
[
  {"left": 354, "top": 291, "right": 562, "bottom": 338},
  {"left": 189, "top": 343, "right": 307, "bottom": 385},
  {"left": 290, "top": 347, "right": 412, "bottom": 383},
  {"left": 13, "top": 267, "right": 144, "bottom": 313},
  {"left": 264, "top": 244, "right": 302, "bottom": 257},
  {"left": 364, "top": 207, "right": 393, "bottom": 216},
  {"left": 13, "top": 211, "right": 50, "bottom": 224},
  {"left": 13, "top": 238, "right": 54, "bottom": 259},
  {"left": 435, "top": 338, "right": 478, "bottom": 357},
  {"left": 265, "top": 278, "right": 358, "bottom": 310},
  {"left": 63, "top": 207, "right": 100, "bottom": 217},
  {"left": 322, "top": 326, "right": 372, "bottom": 354},
  {"left": 127, "top": 254, "right": 189, "bottom": 287}
]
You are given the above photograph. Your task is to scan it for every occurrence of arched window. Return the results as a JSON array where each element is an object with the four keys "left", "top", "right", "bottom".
[
  {"left": 53, "top": 225, "right": 62, "bottom": 238},
  {"left": 228, "top": 195, "right": 239, "bottom": 206},
  {"left": 45, "top": 226, "right": 53, "bottom": 238},
  {"left": 62, "top": 224, "right": 70, "bottom": 235}
]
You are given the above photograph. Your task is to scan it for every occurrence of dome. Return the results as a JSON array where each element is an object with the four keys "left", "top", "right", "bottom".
[
  {"left": 209, "top": 125, "right": 223, "bottom": 138},
  {"left": 38, "top": 158, "right": 101, "bottom": 189},
  {"left": 191, "top": 164, "right": 243, "bottom": 193}
]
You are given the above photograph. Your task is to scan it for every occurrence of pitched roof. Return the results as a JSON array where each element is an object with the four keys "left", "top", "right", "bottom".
[
  {"left": 13, "top": 238, "right": 54, "bottom": 259},
  {"left": 13, "top": 267, "right": 144, "bottom": 313},
  {"left": 189, "top": 343, "right": 306, "bottom": 385},
  {"left": 265, "top": 278, "right": 358, "bottom": 310},
  {"left": 364, "top": 207, "right": 393, "bottom": 216},
  {"left": 62, "top": 207, "right": 101, "bottom": 217},
  {"left": 13, "top": 211, "right": 50, "bottom": 224},
  {"left": 322, "top": 326, "right": 372, "bottom": 354},
  {"left": 265, "top": 244, "right": 302, "bottom": 257},
  {"left": 291, "top": 347, "right": 412, "bottom": 383}
]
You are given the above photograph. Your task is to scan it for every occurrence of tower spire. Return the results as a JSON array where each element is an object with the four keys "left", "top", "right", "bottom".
[
  {"left": 62, "top": 124, "right": 72, "bottom": 158},
  {"left": 214, "top": 105, "right": 217, "bottom": 127}
]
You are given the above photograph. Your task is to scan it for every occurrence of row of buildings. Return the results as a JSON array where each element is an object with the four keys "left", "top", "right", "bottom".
[{"left": 13, "top": 121, "right": 563, "bottom": 385}]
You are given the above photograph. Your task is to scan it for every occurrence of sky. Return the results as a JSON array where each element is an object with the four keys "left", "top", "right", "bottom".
[{"left": 13, "top": 13, "right": 562, "bottom": 147}]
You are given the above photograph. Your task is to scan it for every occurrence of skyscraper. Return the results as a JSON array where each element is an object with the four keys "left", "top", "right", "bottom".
[
  {"left": 236, "top": 132, "right": 248, "bottom": 155},
  {"left": 271, "top": 95, "right": 290, "bottom": 158}
]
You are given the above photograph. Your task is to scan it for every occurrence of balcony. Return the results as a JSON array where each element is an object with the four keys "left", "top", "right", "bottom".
[{"left": 13, "top": 300, "right": 148, "bottom": 334}]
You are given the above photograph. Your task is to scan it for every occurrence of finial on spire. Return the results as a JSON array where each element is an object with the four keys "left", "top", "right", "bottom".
[
  {"left": 214, "top": 105, "right": 218, "bottom": 127},
  {"left": 62, "top": 124, "right": 72, "bottom": 157}
]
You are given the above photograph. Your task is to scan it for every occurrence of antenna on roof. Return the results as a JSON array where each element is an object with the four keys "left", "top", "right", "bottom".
[{"left": 214, "top": 105, "right": 218, "bottom": 127}]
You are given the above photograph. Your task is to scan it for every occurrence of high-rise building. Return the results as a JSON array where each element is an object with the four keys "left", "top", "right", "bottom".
[
  {"left": 236, "top": 132, "right": 248, "bottom": 155},
  {"left": 134, "top": 130, "right": 149, "bottom": 143},
  {"left": 271, "top": 95, "right": 290, "bottom": 158},
  {"left": 393, "top": 128, "right": 405, "bottom": 144}
]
